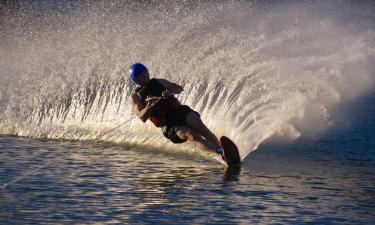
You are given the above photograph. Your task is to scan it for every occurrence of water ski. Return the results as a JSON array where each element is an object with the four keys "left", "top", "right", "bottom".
[{"left": 220, "top": 136, "right": 241, "bottom": 167}]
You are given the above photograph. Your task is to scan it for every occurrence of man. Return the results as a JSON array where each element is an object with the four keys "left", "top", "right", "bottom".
[{"left": 129, "top": 63, "right": 225, "bottom": 159}]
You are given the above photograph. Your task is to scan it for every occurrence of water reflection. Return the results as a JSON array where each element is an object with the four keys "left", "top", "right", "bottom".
[
  {"left": 224, "top": 165, "right": 241, "bottom": 181},
  {"left": 0, "top": 136, "right": 374, "bottom": 224}
]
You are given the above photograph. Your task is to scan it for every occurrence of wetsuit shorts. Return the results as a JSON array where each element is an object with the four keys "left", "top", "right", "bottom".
[{"left": 162, "top": 105, "right": 200, "bottom": 144}]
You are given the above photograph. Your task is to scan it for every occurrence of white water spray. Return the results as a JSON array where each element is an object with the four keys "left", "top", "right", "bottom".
[{"left": 1, "top": 0, "right": 374, "bottom": 160}]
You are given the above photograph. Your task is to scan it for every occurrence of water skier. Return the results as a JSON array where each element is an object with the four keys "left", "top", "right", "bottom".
[{"left": 128, "top": 63, "right": 225, "bottom": 159}]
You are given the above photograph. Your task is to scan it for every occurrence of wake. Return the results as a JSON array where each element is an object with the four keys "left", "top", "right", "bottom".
[{"left": 0, "top": 0, "right": 374, "bottom": 160}]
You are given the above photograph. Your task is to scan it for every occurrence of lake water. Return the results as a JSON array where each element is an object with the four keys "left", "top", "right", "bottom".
[
  {"left": 1, "top": 126, "right": 374, "bottom": 224},
  {"left": 1, "top": 0, "right": 374, "bottom": 224}
]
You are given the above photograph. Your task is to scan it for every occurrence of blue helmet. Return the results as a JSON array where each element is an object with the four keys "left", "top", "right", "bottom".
[{"left": 129, "top": 63, "right": 148, "bottom": 84}]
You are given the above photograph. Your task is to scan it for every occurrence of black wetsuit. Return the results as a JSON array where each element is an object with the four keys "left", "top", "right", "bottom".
[{"left": 136, "top": 78, "right": 200, "bottom": 143}]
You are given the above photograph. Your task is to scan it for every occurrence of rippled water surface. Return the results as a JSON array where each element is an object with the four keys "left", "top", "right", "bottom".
[{"left": 1, "top": 135, "right": 374, "bottom": 224}]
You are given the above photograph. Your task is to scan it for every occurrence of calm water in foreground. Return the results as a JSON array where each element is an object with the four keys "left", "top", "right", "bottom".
[{"left": 0, "top": 132, "right": 374, "bottom": 224}]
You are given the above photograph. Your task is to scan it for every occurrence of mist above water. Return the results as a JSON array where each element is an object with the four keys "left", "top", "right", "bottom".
[{"left": 1, "top": 0, "right": 374, "bottom": 160}]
